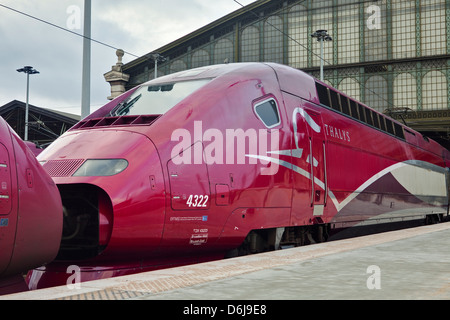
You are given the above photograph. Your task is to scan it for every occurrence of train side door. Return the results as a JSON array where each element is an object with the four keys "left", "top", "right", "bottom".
[
  {"left": 162, "top": 141, "right": 211, "bottom": 251},
  {"left": 305, "top": 108, "right": 327, "bottom": 216},
  {"left": 290, "top": 102, "right": 327, "bottom": 224}
]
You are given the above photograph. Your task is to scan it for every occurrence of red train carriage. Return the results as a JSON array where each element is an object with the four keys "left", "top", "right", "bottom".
[
  {"left": 27, "top": 63, "right": 449, "bottom": 289},
  {"left": 0, "top": 117, "right": 62, "bottom": 294}
]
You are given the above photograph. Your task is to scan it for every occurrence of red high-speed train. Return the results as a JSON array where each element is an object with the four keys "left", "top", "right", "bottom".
[
  {"left": 0, "top": 117, "right": 62, "bottom": 294},
  {"left": 27, "top": 62, "right": 449, "bottom": 289}
]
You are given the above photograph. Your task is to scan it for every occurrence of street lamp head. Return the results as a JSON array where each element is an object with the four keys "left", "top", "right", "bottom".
[
  {"left": 310, "top": 30, "right": 331, "bottom": 82},
  {"left": 16, "top": 66, "right": 39, "bottom": 141},
  {"left": 148, "top": 52, "right": 166, "bottom": 63},
  {"left": 311, "top": 29, "right": 332, "bottom": 42},
  {"left": 17, "top": 66, "right": 40, "bottom": 75}
]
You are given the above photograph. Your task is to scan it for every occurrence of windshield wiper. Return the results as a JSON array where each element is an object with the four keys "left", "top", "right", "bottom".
[{"left": 111, "top": 94, "right": 142, "bottom": 116}]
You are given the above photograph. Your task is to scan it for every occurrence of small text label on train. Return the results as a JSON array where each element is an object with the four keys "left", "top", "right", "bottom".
[{"left": 323, "top": 124, "right": 351, "bottom": 142}]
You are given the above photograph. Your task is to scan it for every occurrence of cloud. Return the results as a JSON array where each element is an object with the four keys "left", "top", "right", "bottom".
[
  {"left": 94, "top": 0, "right": 253, "bottom": 58},
  {"left": 0, "top": 0, "right": 84, "bottom": 110},
  {"left": 0, "top": 0, "right": 256, "bottom": 115}
]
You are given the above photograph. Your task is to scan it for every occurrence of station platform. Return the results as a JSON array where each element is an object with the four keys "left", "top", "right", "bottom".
[{"left": 2, "top": 222, "right": 450, "bottom": 301}]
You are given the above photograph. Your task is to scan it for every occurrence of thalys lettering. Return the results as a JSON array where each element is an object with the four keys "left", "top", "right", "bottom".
[{"left": 324, "top": 123, "right": 351, "bottom": 142}]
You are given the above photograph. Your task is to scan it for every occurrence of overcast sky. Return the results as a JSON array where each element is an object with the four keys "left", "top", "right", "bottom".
[{"left": 0, "top": 0, "right": 256, "bottom": 116}]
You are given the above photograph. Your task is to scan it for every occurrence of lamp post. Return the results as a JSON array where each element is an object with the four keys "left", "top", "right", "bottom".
[
  {"left": 311, "top": 29, "right": 332, "bottom": 81},
  {"left": 150, "top": 53, "right": 166, "bottom": 79},
  {"left": 81, "top": 0, "right": 91, "bottom": 118},
  {"left": 17, "top": 66, "right": 39, "bottom": 141}
]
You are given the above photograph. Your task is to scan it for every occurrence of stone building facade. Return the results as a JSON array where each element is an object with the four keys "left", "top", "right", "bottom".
[{"left": 104, "top": 0, "right": 450, "bottom": 146}]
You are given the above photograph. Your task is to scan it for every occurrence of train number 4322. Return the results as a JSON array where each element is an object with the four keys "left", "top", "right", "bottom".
[{"left": 186, "top": 194, "right": 209, "bottom": 207}]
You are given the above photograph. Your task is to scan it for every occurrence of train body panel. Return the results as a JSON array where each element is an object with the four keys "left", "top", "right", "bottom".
[
  {"left": 0, "top": 121, "right": 18, "bottom": 278},
  {"left": 42, "top": 129, "right": 166, "bottom": 260},
  {"left": 279, "top": 91, "right": 447, "bottom": 229},
  {"left": 28, "top": 63, "right": 449, "bottom": 289},
  {"left": 0, "top": 117, "right": 62, "bottom": 294}
]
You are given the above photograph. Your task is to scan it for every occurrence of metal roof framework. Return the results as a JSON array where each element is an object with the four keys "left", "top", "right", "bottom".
[{"left": 0, "top": 100, "right": 80, "bottom": 147}]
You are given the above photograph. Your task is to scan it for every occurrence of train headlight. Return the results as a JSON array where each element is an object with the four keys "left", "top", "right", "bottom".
[{"left": 73, "top": 159, "right": 128, "bottom": 177}]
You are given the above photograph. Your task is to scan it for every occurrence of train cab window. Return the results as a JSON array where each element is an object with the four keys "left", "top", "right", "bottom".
[
  {"left": 372, "top": 111, "right": 380, "bottom": 129},
  {"left": 358, "top": 103, "right": 366, "bottom": 122},
  {"left": 349, "top": 99, "right": 358, "bottom": 119},
  {"left": 385, "top": 118, "right": 395, "bottom": 135},
  {"left": 315, "top": 82, "right": 330, "bottom": 107},
  {"left": 340, "top": 95, "right": 350, "bottom": 116},
  {"left": 110, "top": 79, "right": 212, "bottom": 116},
  {"left": 364, "top": 108, "right": 373, "bottom": 126},
  {"left": 330, "top": 90, "right": 341, "bottom": 112},
  {"left": 254, "top": 98, "right": 281, "bottom": 128},
  {"left": 393, "top": 122, "right": 405, "bottom": 139},
  {"left": 379, "top": 115, "right": 387, "bottom": 131}
]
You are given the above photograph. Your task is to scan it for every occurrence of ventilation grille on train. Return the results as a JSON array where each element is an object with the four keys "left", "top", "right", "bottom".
[
  {"left": 43, "top": 159, "right": 84, "bottom": 177},
  {"left": 71, "top": 115, "right": 161, "bottom": 130}
]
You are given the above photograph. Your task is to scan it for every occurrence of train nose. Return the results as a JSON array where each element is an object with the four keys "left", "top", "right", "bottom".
[{"left": 39, "top": 129, "right": 166, "bottom": 261}]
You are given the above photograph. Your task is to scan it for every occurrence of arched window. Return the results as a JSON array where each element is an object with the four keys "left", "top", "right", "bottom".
[
  {"left": 338, "top": 77, "right": 360, "bottom": 102},
  {"left": 170, "top": 60, "right": 187, "bottom": 73},
  {"left": 191, "top": 49, "right": 210, "bottom": 68},
  {"left": 421, "top": 0, "right": 446, "bottom": 56},
  {"left": 422, "top": 71, "right": 447, "bottom": 110},
  {"left": 365, "top": 75, "right": 388, "bottom": 113},
  {"left": 337, "top": 3, "right": 360, "bottom": 64},
  {"left": 392, "top": 0, "right": 416, "bottom": 59},
  {"left": 264, "top": 15, "right": 283, "bottom": 63},
  {"left": 394, "top": 73, "right": 417, "bottom": 110},
  {"left": 214, "top": 38, "right": 233, "bottom": 64},
  {"left": 241, "top": 25, "right": 260, "bottom": 62},
  {"left": 311, "top": 1, "right": 333, "bottom": 67},
  {"left": 288, "top": 4, "right": 308, "bottom": 68}
]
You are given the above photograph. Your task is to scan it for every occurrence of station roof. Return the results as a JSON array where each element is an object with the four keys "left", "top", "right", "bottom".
[
  {"left": 0, "top": 100, "right": 80, "bottom": 147},
  {"left": 116, "top": 0, "right": 450, "bottom": 151},
  {"left": 122, "top": 0, "right": 272, "bottom": 72}
]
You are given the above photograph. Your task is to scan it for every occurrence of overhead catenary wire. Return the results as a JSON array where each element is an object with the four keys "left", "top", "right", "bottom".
[
  {"left": 233, "top": 0, "right": 328, "bottom": 64},
  {"left": 0, "top": 3, "right": 140, "bottom": 58},
  {"left": 2, "top": 1, "right": 401, "bottom": 114},
  {"left": 232, "top": 0, "right": 399, "bottom": 113}
]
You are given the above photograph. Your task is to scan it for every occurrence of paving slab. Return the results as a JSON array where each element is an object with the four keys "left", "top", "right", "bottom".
[{"left": 2, "top": 222, "right": 449, "bottom": 300}]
